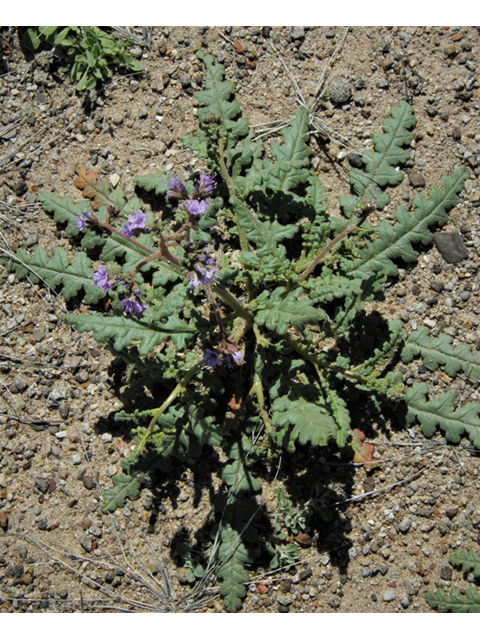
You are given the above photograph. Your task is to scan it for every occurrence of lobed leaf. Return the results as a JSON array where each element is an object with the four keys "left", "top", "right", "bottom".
[
  {"left": 346, "top": 167, "right": 469, "bottom": 280},
  {"left": 102, "top": 473, "right": 142, "bottom": 512},
  {"left": 6, "top": 246, "right": 104, "bottom": 304},
  {"left": 402, "top": 326, "right": 480, "bottom": 382},
  {"left": 405, "top": 382, "right": 480, "bottom": 448},
  {"left": 449, "top": 549, "right": 480, "bottom": 578},
  {"left": 340, "top": 100, "right": 416, "bottom": 215},
  {"left": 425, "top": 587, "right": 480, "bottom": 613},
  {"left": 253, "top": 287, "right": 326, "bottom": 335},
  {"left": 65, "top": 311, "right": 196, "bottom": 356}
]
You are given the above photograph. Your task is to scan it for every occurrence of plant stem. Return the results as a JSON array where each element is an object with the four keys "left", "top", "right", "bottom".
[
  {"left": 92, "top": 215, "right": 184, "bottom": 273},
  {"left": 298, "top": 222, "right": 359, "bottom": 282},
  {"left": 284, "top": 333, "right": 370, "bottom": 385},
  {"left": 133, "top": 359, "right": 203, "bottom": 459},
  {"left": 217, "top": 137, "right": 250, "bottom": 254},
  {"left": 212, "top": 285, "right": 254, "bottom": 324}
]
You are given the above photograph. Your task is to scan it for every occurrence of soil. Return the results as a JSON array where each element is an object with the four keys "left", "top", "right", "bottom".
[{"left": 1, "top": 26, "right": 480, "bottom": 613}]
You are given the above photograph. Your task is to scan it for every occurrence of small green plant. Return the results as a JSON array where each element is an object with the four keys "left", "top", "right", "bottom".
[
  {"left": 21, "top": 26, "right": 142, "bottom": 90},
  {"left": 426, "top": 549, "right": 480, "bottom": 612},
  {"left": 4, "top": 52, "right": 479, "bottom": 611}
]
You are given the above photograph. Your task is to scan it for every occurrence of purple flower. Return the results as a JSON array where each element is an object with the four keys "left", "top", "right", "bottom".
[
  {"left": 232, "top": 350, "right": 243, "bottom": 365},
  {"left": 195, "top": 172, "right": 215, "bottom": 197},
  {"left": 189, "top": 267, "right": 218, "bottom": 288},
  {"left": 185, "top": 199, "right": 210, "bottom": 216},
  {"left": 203, "top": 254, "right": 216, "bottom": 267},
  {"left": 119, "top": 288, "right": 147, "bottom": 318},
  {"left": 123, "top": 210, "right": 149, "bottom": 238},
  {"left": 166, "top": 176, "right": 187, "bottom": 198},
  {"left": 93, "top": 265, "right": 112, "bottom": 291},
  {"left": 203, "top": 348, "right": 222, "bottom": 368},
  {"left": 77, "top": 212, "right": 93, "bottom": 231}
]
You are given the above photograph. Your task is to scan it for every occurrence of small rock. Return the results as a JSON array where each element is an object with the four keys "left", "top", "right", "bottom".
[
  {"left": 277, "top": 594, "right": 292, "bottom": 606},
  {"left": 347, "top": 152, "right": 363, "bottom": 168},
  {"left": 440, "top": 565, "right": 453, "bottom": 580},
  {"left": 46, "top": 387, "right": 69, "bottom": 409},
  {"left": 35, "top": 476, "right": 50, "bottom": 494},
  {"left": 82, "top": 474, "right": 95, "bottom": 490},
  {"left": 13, "top": 375, "right": 29, "bottom": 392},
  {"left": 328, "top": 76, "right": 352, "bottom": 105},
  {"left": 400, "top": 594, "right": 410, "bottom": 608},
  {"left": 397, "top": 517, "right": 412, "bottom": 534},
  {"left": 452, "top": 126, "right": 461, "bottom": 140},
  {"left": 445, "top": 507, "right": 459, "bottom": 519},
  {"left": 299, "top": 568, "right": 313, "bottom": 581},
  {"left": 80, "top": 536, "right": 93, "bottom": 553},
  {"left": 408, "top": 169, "right": 426, "bottom": 188},
  {"left": 110, "top": 173, "right": 120, "bottom": 188},
  {"left": 290, "top": 26, "right": 305, "bottom": 40},
  {"left": 430, "top": 280, "right": 444, "bottom": 293},
  {"left": 0, "top": 511, "right": 8, "bottom": 530},
  {"left": 13, "top": 179, "right": 27, "bottom": 195},
  {"left": 382, "top": 588, "right": 396, "bottom": 602},
  {"left": 88, "top": 524, "right": 102, "bottom": 537},
  {"left": 129, "top": 46, "right": 143, "bottom": 59},
  {"left": 433, "top": 231, "right": 468, "bottom": 263},
  {"left": 444, "top": 44, "right": 457, "bottom": 57}
]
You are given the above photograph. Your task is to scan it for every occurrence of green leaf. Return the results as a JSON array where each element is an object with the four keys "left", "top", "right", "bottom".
[
  {"left": 102, "top": 473, "right": 142, "bottom": 512},
  {"left": 449, "top": 549, "right": 480, "bottom": 578},
  {"left": 65, "top": 311, "right": 196, "bottom": 356},
  {"left": 221, "top": 459, "right": 262, "bottom": 493},
  {"left": 405, "top": 382, "right": 480, "bottom": 448},
  {"left": 216, "top": 522, "right": 250, "bottom": 612},
  {"left": 260, "top": 108, "right": 312, "bottom": 192},
  {"left": 38, "top": 191, "right": 93, "bottom": 237},
  {"left": 134, "top": 172, "right": 168, "bottom": 195},
  {"left": 425, "top": 588, "right": 480, "bottom": 613},
  {"left": 253, "top": 287, "right": 325, "bottom": 335},
  {"left": 402, "top": 326, "right": 480, "bottom": 382},
  {"left": 271, "top": 394, "right": 349, "bottom": 451},
  {"left": 340, "top": 100, "right": 416, "bottom": 215},
  {"left": 195, "top": 52, "right": 243, "bottom": 127},
  {"left": 5, "top": 247, "right": 104, "bottom": 304},
  {"left": 347, "top": 167, "right": 469, "bottom": 280}
]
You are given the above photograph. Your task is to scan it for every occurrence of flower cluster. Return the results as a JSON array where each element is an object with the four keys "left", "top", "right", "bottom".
[
  {"left": 92, "top": 266, "right": 147, "bottom": 319},
  {"left": 189, "top": 266, "right": 218, "bottom": 288},
  {"left": 119, "top": 288, "right": 148, "bottom": 318},
  {"left": 166, "top": 172, "right": 215, "bottom": 218},
  {"left": 203, "top": 343, "right": 244, "bottom": 369},
  {"left": 77, "top": 211, "right": 93, "bottom": 231},
  {"left": 93, "top": 265, "right": 112, "bottom": 291},
  {"left": 123, "top": 210, "right": 150, "bottom": 238}
]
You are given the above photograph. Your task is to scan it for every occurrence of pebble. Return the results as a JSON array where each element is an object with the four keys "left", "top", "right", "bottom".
[
  {"left": 290, "top": 27, "right": 305, "bottom": 40},
  {"left": 433, "top": 231, "right": 469, "bottom": 263},
  {"left": 110, "top": 173, "right": 120, "bottom": 187},
  {"left": 407, "top": 169, "right": 426, "bottom": 188},
  {"left": 382, "top": 588, "right": 396, "bottom": 602},
  {"left": 328, "top": 76, "right": 352, "bottom": 105},
  {"left": 397, "top": 517, "right": 412, "bottom": 534},
  {"left": 82, "top": 474, "right": 95, "bottom": 490},
  {"left": 440, "top": 565, "right": 453, "bottom": 580},
  {"left": 80, "top": 536, "right": 93, "bottom": 553}
]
